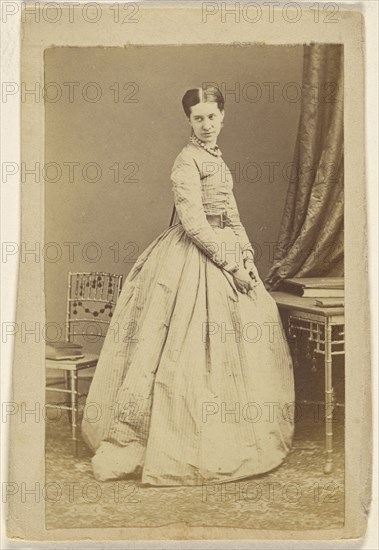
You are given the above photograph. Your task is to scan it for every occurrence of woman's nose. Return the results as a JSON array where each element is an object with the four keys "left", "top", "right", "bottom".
[{"left": 202, "top": 120, "right": 212, "bottom": 130}]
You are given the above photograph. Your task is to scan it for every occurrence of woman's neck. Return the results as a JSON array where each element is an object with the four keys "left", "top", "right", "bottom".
[{"left": 190, "top": 135, "right": 222, "bottom": 157}]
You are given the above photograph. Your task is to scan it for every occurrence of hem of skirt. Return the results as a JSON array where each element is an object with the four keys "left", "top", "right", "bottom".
[{"left": 140, "top": 450, "right": 292, "bottom": 487}]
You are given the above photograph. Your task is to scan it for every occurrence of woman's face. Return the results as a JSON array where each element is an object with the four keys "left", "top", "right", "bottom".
[{"left": 188, "top": 101, "right": 224, "bottom": 146}]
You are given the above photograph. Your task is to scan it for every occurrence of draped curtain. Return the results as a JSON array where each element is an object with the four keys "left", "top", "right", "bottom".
[{"left": 265, "top": 44, "right": 344, "bottom": 290}]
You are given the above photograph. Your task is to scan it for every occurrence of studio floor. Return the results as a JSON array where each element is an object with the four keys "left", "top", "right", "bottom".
[{"left": 45, "top": 398, "right": 345, "bottom": 531}]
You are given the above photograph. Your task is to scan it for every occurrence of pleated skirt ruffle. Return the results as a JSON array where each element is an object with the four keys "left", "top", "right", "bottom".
[{"left": 81, "top": 224, "right": 295, "bottom": 485}]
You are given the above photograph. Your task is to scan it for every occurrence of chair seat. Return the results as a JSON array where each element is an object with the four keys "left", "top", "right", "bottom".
[{"left": 46, "top": 353, "right": 99, "bottom": 371}]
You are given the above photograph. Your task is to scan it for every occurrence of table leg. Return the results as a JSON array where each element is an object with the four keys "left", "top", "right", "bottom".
[
  {"left": 69, "top": 370, "right": 78, "bottom": 456},
  {"left": 288, "top": 317, "right": 299, "bottom": 368},
  {"left": 324, "top": 323, "right": 334, "bottom": 474}
]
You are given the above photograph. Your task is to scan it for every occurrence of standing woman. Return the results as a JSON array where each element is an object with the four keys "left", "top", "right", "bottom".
[{"left": 82, "top": 86, "right": 295, "bottom": 485}]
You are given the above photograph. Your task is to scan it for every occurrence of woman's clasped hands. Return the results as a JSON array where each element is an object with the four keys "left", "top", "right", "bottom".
[{"left": 232, "top": 260, "right": 260, "bottom": 297}]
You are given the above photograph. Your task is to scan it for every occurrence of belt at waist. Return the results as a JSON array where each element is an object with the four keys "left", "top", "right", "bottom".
[{"left": 206, "top": 212, "right": 228, "bottom": 229}]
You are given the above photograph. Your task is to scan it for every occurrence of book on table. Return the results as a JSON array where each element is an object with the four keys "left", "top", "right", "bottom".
[
  {"left": 315, "top": 298, "right": 345, "bottom": 308},
  {"left": 282, "top": 277, "right": 344, "bottom": 298},
  {"left": 45, "top": 340, "right": 84, "bottom": 361}
]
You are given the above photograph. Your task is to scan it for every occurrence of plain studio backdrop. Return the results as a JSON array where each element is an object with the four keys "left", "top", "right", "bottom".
[{"left": 44, "top": 44, "right": 303, "bottom": 331}]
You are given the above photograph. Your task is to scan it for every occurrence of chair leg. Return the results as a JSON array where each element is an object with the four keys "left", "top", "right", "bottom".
[
  {"left": 69, "top": 371, "right": 78, "bottom": 456},
  {"left": 64, "top": 370, "right": 72, "bottom": 424}
]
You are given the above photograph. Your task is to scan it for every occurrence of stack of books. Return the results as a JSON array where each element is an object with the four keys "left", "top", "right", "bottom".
[
  {"left": 282, "top": 277, "right": 344, "bottom": 308},
  {"left": 45, "top": 341, "right": 84, "bottom": 361}
]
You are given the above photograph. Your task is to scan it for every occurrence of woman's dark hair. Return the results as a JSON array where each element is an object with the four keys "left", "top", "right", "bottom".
[{"left": 182, "top": 86, "right": 225, "bottom": 118}]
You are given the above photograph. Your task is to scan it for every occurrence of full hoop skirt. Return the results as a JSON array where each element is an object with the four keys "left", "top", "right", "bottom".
[{"left": 81, "top": 223, "right": 295, "bottom": 485}]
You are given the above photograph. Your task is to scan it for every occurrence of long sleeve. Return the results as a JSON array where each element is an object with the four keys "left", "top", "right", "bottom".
[
  {"left": 171, "top": 152, "right": 239, "bottom": 271},
  {"left": 225, "top": 191, "right": 255, "bottom": 261}
]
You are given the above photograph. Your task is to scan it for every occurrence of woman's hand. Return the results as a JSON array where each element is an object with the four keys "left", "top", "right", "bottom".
[
  {"left": 232, "top": 268, "right": 255, "bottom": 294},
  {"left": 244, "top": 259, "right": 261, "bottom": 288}
]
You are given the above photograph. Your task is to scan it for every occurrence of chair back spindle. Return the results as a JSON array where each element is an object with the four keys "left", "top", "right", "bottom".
[{"left": 65, "top": 272, "right": 123, "bottom": 344}]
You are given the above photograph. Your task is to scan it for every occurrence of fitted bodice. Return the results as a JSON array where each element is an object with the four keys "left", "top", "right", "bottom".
[
  {"left": 170, "top": 140, "right": 254, "bottom": 271},
  {"left": 173, "top": 142, "right": 233, "bottom": 215}
]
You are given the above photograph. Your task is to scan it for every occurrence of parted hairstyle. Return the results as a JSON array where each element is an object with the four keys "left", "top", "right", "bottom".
[{"left": 181, "top": 86, "right": 225, "bottom": 118}]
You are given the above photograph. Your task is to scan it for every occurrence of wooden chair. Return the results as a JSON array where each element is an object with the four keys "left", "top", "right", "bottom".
[{"left": 45, "top": 271, "right": 123, "bottom": 454}]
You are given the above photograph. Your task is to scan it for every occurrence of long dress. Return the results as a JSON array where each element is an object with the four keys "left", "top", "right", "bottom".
[{"left": 81, "top": 138, "right": 295, "bottom": 486}]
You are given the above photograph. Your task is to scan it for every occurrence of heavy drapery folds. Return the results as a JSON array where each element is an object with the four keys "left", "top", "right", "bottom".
[{"left": 265, "top": 44, "right": 344, "bottom": 290}]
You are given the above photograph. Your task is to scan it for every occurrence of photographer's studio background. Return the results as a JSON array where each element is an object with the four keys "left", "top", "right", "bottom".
[{"left": 43, "top": 46, "right": 344, "bottom": 533}]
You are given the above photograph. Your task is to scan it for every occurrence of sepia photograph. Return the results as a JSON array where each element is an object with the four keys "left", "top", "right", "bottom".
[
  {"left": 3, "top": 1, "right": 374, "bottom": 544},
  {"left": 43, "top": 42, "right": 345, "bottom": 530}
]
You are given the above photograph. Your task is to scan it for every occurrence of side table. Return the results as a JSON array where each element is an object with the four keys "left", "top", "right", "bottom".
[{"left": 270, "top": 291, "right": 345, "bottom": 474}]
